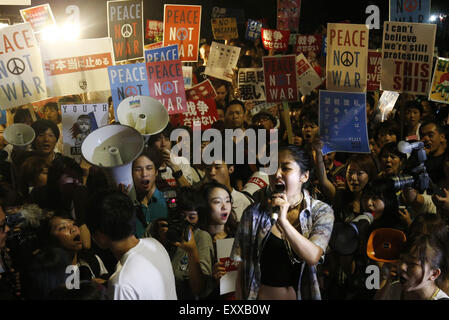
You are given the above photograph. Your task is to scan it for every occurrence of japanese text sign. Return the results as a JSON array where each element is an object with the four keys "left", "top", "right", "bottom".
[
  {"left": 261, "top": 28, "right": 290, "bottom": 52},
  {"left": 296, "top": 54, "right": 322, "bottom": 96},
  {"left": 429, "top": 57, "right": 449, "bottom": 104},
  {"left": 319, "top": 90, "right": 370, "bottom": 154},
  {"left": 277, "top": 0, "right": 301, "bottom": 32},
  {"left": 295, "top": 34, "right": 323, "bottom": 57},
  {"left": 245, "top": 19, "right": 262, "bottom": 41},
  {"left": 163, "top": 4, "right": 201, "bottom": 62},
  {"left": 185, "top": 79, "right": 217, "bottom": 101},
  {"left": 378, "top": 90, "right": 400, "bottom": 121},
  {"left": 145, "top": 20, "right": 163, "bottom": 41},
  {"left": 205, "top": 42, "right": 241, "bottom": 82},
  {"left": 171, "top": 98, "right": 218, "bottom": 130},
  {"left": 20, "top": 4, "right": 56, "bottom": 33},
  {"left": 381, "top": 22, "right": 436, "bottom": 95},
  {"left": 238, "top": 68, "right": 266, "bottom": 101},
  {"left": 263, "top": 55, "right": 298, "bottom": 103},
  {"left": 107, "top": 0, "right": 144, "bottom": 62}
]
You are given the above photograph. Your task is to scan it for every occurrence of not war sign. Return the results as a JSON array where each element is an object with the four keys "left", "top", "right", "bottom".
[
  {"left": 163, "top": 4, "right": 201, "bottom": 63},
  {"left": 381, "top": 22, "right": 436, "bottom": 95},
  {"left": 263, "top": 55, "right": 298, "bottom": 103},
  {"left": 146, "top": 59, "right": 186, "bottom": 114},
  {"left": 108, "top": 63, "right": 150, "bottom": 120},
  {"left": 0, "top": 23, "right": 47, "bottom": 110},
  {"left": 145, "top": 44, "right": 178, "bottom": 63},
  {"left": 390, "top": 0, "right": 431, "bottom": 23},
  {"left": 367, "top": 50, "right": 382, "bottom": 91},
  {"left": 429, "top": 57, "right": 449, "bottom": 104},
  {"left": 211, "top": 17, "right": 238, "bottom": 41},
  {"left": 326, "top": 23, "right": 369, "bottom": 92},
  {"left": 107, "top": 0, "right": 144, "bottom": 62}
]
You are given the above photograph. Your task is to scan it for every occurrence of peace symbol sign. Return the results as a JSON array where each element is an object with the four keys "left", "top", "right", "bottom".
[
  {"left": 125, "top": 86, "right": 138, "bottom": 96},
  {"left": 7, "top": 58, "right": 25, "bottom": 75},
  {"left": 121, "top": 24, "right": 133, "bottom": 38},
  {"left": 404, "top": 0, "right": 418, "bottom": 12},
  {"left": 161, "top": 81, "right": 174, "bottom": 95},
  {"left": 177, "top": 28, "right": 188, "bottom": 41},
  {"left": 341, "top": 51, "right": 354, "bottom": 67}
]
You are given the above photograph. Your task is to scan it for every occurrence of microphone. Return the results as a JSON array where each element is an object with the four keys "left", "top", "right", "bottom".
[
  {"left": 397, "top": 140, "right": 424, "bottom": 154},
  {"left": 271, "top": 183, "right": 285, "bottom": 224}
]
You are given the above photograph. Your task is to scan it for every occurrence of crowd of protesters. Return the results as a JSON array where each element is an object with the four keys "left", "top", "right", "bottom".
[{"left": 1, "top": 16, "right": 449, "bottom": 301}]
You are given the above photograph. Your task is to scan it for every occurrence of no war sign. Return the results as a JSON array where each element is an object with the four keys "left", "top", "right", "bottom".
[{"left": 0, "top": 23, "right": 47, "bottom": 109}]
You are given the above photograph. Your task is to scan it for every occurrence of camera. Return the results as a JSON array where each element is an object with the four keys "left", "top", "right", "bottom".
[{"left": 165, "top": 215, "right": 193, "bottom": 244}]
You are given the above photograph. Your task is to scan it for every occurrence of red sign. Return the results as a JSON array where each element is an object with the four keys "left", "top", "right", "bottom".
[
  {"left": 146, "top": 59, "right": 187, "bottom": 114},
  {"left": 295, "top": 34, "right": 322, "bottom": 56},
  {"left": 44, "top": 53, "right": 113, "bottom": 75},
  {"left": 367, "top": 50, "right": 382, "bottom": 91},
  {"left": 277, "top": 0, "right": 301, "bottom": 32},
  {"left": 261, "top": 28, "right": 290, "bottom": 52},
  {"left": 263, "top": 55, "right": 298, "bottom": 102},
  {"left": 171, "top": 98, "right": 218, "bottom": 130},
  {"left": 219, "top": 257, "right": 238, "bottom": 272},
  {"left": 185, "top": 79, "right": 217, "bottom": 101},
  {"left": 146, "top": 20, "right": 163, "bottom": 41}
]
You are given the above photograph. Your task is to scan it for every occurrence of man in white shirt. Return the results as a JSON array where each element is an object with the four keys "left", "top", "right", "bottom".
[{"left": 87, "top": 190, "right": 177, "bottom": 300}]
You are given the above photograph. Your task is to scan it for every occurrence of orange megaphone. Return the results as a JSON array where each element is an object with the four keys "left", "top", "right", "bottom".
[{"left": 366, "top": 228, "right": 407, "bottom": 263}]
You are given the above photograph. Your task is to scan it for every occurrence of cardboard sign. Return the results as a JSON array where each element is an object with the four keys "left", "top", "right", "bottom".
[
  {"left": 245, "top": 19, "right": 263, "bottom": 41},
  {"left": 145, "top": 20, "right": 163, "bottom": 41},
  {"left": 326, "top": 23, "right": 369, "bottom": 92},
  {"left": 263, "top": 55, "right": 298, "bottom": 102},
  {"left": 61, "top": 103, "right": 108, "bottom": 162},
  {"left": 40, "top": 37, "right": 114, "bottom": 97},
  {"left": 381, "top": 22, "right": 436, "bottom": 95},
  {"left": 296, "top": 54, "right": 322, "bottom": 96},
  {"left": 204, "top": 41, "right": 241, "bottom": 82},
  {"left": 429, "top": 57, "right": 449, "bottom": 104},
  {"left": 107, "top": 63, "right": 150, "bottom": 119},
  {"left": 378, "top": 90, "right": 400, "bottom": 121},
  {"left": 295, "top": 34, "right": 323, "bottom": 57},
  {"left": 367, "top": 50, "right": 382, "bottom": 91},
  {"left": 277, "top": 0, "right": 301, "bottom": 32},
  {"left": 144, "top": 44, "right": 178, "bottom": 63},
  {"left": 182, "top": 66, "right": 193, "bottom": 89},
  {"left": 261, "top": 28, "right": 290, "bottom": 52},
  {"left": 20, "top": 4, "right": 56, "bottom": 33},
  {"left": 238, "top": 68, "right": 266, "bottom": 101},
  {"left": 185, "top": 79, "right": 217, "bottom": 101},
  {"left": 0, "top": 23, "right": 48, "bottom": 110},
  {"left": 163, "top": 4, "right": 201, "bottom": 63},
  {"left": 211, "top": 17, "right": 238, "bottom": 41},
  {"left": 390, "top": 0, "right": 431, "bottom": 23},
  {"left": 319, "top": 90, "right": 370, "bottom": 154},
  {"left": 171, "top": 98, "right": 218, "bottom": 129},
  {"left": 107, "top": 0, "right": 144, "bottom": 62},
  {"left": 146, "top": 59, "right": 186, "bottom": 114},
  {"left": 211, "top": 7, "right": 245, "bottom": 24}
]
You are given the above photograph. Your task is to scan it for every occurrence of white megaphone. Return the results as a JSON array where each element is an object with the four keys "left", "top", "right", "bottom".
[
  {"left": 3, "top": 123, "right": 35, "bottom": 150},
  {"left": 117, "top": 95, "right": 169, "bottom": 144},
  {"left": 81, "top": 124, "right": 144, "bottom": 202}
]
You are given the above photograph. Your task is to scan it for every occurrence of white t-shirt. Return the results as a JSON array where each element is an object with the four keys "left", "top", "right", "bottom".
[
  {"left": 231, "top": 188, "right": 253, "bottom": 221},
  {"left": 108, "top": 238, "right": 177, "bottom": 300}
]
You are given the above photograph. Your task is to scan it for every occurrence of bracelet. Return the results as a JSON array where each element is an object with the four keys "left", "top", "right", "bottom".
[{"left": 173, "top": 170, "right": 183, "bottom": 179}]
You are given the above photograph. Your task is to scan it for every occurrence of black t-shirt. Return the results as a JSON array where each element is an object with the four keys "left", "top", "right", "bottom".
[{"left": 425, "top": 152, "right": 446, "bottom": 190}]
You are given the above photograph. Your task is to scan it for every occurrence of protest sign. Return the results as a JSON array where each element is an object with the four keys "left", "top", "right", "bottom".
[
  {"left": 107, "top": 0, "right": 144, "bottom": 63},
  {"left": 107, "top": 63, "right": 150, "bottom": 119},
  {"left": 263, "top": 55, "right": 298, "bottom": 103},
  {"left": 170, "top": 98, "right": 218, "bottom": 130},
  {"left": 296, "top": 54, "right": 322, "bottom": 96},
  {"left": 163, "top": 4, "right": 201, "bottom": 63},
  {"left": 367, "top": 50, "right": 382, "bottom": 91},
  {"left": 319, "top": 90, "right": 370, "bottom": 154},
  {"left": 61, "top": 103, "right": 108, "bottom": 162},
  {"left": 245, "top": 19, "right": 262, "bottom": 41},
  {"left": 381, "top": 21, "right": 436, "bottom": 95},
  {"left": 144, "top": 42, "right": 163, "bottom": 51},
  {"left": 185, "top": 79, "right": 217, "bottom": 101},
  {"left": 40, "top": 37, "right": 114, "bottom": 97},
  {"left": 20, "top": 4, "right": 56, "bottom": 33},
  {"left": 249, "top": 101, "right": 278, "bottom": 116},
  {"left": 0, "top": 23, "right": 48, "bottom": 110},
  {"left": 211, "top": 17, "right": 238, "bottom": 41},
  {"left": 261, "top": 28, "right": 290, "bottom": 52},
  {"left": 145, "top": 20, "right": 163, "bottom": 41},
  {"left": 182, "top": 66, "right": 193, "bottom": 89},
  {"left": 389, "top": 0, "right": 431, "bottom": 23},
  {"left": 277, "top": 0, "right": 301, "bottom": 32},
  {"left": 211, "top": 7, "right": 245, "bottom": 24},
  {"left": 144, "top": 44, "right": 178, "bottom": 63},
  {"left": 378, "top": 90, "right": 400, "bottom": 121},
  {"left": 204, "top": 42, "right": 241, "bottom": 82},
  {"left": 146, "top": 59, "right": 186, "bottom": 114},
  {"left": 429, "top": 57, "right": 449, "bottom": 104},
  {"left": 216, "top": 238, "right": 237, "bottom": 296},
  {"left": 238, "top": 68, "right": 266, "bottom": 101},
  {"left": 295, "top": 34, "right": 323, "bottom": 57},
  {"left": 326, "top": 23, "right": 369, "bottom": 92}
]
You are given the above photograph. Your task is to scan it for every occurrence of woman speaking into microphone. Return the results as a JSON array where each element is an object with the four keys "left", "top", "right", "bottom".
[{"left": 231, "top": 145, "right": 334, "bottom": 300}]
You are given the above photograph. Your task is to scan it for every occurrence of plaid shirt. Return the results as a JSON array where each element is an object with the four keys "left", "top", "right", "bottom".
[{"left": 231, "top": 188, "right": 334, "bottom": 300}]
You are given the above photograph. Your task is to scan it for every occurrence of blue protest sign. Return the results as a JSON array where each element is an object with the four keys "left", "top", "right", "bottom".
[
  {"left": 319, "top": 90, "right": 370, "bottom": 154},
  {"left": 245, "top": 19, "right": 262, "bottom": 41},
  {"left": 389, "top": 0, "right": 431, "bottom": 23},
  {"left": 144, "top": 44, "right": 179, "bottom": 63},
  {"left": 107, "top": 63, "right": 150, "bottom": 119},
  {"left": 322, "top": 35, "right": 327, "bottom": 57}
]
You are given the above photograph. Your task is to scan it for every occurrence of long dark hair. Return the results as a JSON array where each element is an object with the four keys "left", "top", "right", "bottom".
[{"left": 278, "top": 145, "right": 313, "bottom": 192}]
